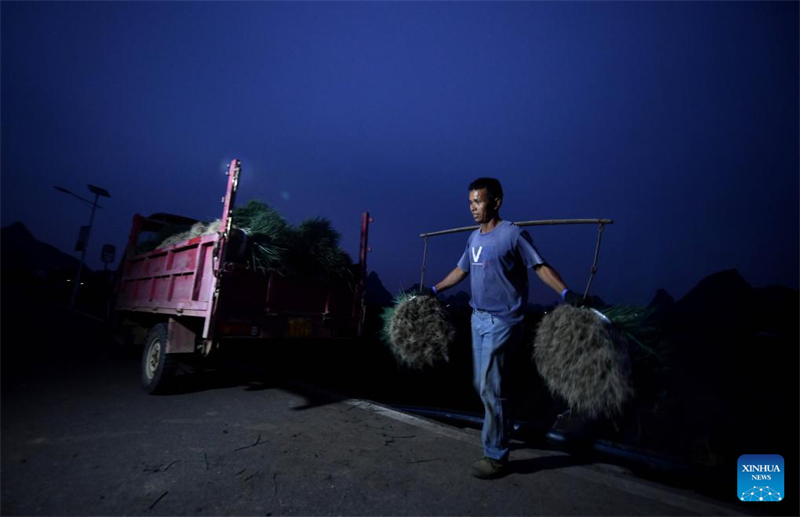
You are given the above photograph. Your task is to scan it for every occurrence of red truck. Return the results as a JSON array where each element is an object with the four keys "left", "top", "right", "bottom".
[{"left": 113, "top": 160, "right": 371, "bottom": 393}]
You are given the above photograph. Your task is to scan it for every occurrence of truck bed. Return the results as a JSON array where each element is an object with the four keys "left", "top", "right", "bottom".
[
  {"left": 114, "top": 159, "right": 370, "bottom": 343},
  {"left": 116, "top": 232, "right": 218, "bottom": 318}
]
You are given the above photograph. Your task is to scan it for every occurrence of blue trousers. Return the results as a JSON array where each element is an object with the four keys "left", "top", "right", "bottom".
[{"left": 471, "top": 310, "right": 524, "bottom": 461}]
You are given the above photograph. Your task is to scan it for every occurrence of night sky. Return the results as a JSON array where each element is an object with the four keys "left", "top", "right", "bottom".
[{"left": 2, "top": 1, "right": 797, "bottom": 305}]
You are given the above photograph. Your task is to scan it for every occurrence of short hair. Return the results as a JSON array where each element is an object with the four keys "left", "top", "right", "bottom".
[{"left": 468, "top": 177, "right": 503, "bottom": 202}]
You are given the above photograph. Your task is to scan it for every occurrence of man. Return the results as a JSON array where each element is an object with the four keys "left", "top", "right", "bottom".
[{"left": 430, "top": 177, "right": 583, "bottom": 479}]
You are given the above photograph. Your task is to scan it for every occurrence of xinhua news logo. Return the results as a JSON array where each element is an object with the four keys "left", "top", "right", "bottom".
[{"left": 738, "top": 454, "right": 784, "bottom": 502}]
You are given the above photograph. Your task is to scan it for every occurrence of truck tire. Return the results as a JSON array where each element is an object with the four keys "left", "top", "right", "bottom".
[{"left": 141, "top": 323, "right": 178, "bottom": 394}]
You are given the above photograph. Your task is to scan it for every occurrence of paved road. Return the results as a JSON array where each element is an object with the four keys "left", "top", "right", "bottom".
[{"left": 0, "top": 306, "right": 785, "bottom": 516}]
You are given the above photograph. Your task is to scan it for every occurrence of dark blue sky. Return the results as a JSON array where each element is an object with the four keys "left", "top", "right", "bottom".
[{"left": 2, "top": 1, "right": 798, "bottom": 305}]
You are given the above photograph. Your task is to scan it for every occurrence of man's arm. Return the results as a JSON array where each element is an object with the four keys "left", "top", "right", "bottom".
[
  {"left": 434, "top": 267, "right": 468, "bottom": 293},
  {"left": 534, "top": 264, "right": 587, "bottom": 306},
  {"left": 534, "top": 264, "right": 568, "bottom": 295}
]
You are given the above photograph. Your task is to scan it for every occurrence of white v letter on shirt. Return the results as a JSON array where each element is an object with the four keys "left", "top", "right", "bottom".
[{"left": 471, "top": 246, "right": 483, "bottom": 262}]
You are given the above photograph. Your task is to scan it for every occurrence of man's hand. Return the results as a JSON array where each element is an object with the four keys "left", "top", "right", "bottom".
[
  {"left": 418, "top": 286, "right": 438, "bottom": 298},
  {"left": 562, "top": 289, "right": 587, "bottom": 308}
]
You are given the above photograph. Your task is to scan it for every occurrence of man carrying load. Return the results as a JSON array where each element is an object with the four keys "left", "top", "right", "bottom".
[{"left": 430, "top": 177, "right": 583, "bottom": 479}]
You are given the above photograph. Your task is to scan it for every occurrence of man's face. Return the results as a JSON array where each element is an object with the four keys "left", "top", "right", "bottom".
[{"left": 469, "top": 188, "right": 499, "bottom": 223}]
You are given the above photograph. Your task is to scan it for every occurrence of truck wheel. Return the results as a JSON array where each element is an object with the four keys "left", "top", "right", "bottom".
[{"left": 141, "top": 323, "right": 178, "bottom": 394}]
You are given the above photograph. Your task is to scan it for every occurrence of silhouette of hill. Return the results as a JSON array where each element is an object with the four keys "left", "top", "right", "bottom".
[
  {"left": 1, "top": 222, "right": 86, "bottom": 274},
  {"left": 1, "top": 222, "right": 108, "bottom": 314},
  {"left": 443, "top": 290, "right": 471, "bottom": 308},
  {"left": 752, "top": 284, "right": 798, "bottom": 337},
  {"left": 646, "top": 288, "right": 675, "bottom": 326},
  {"left": 648, "top": 288, "right": 674, "bottom": 311},
  {"left": 656, "top": 268, "right": 798, "bottom": 344},
  {"left": 365, "top": 271, "right": 393, "bottom": 305},
  {"left": 644, "top": 269, "right": 798, "bottom": 474},
  {"left": 670, "top": 269, "right": 755, "bottom": 335}
]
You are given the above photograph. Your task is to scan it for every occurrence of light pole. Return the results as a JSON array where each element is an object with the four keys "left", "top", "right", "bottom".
[{"left": 55, "top": 184, "right": 111, "bottom": 309}]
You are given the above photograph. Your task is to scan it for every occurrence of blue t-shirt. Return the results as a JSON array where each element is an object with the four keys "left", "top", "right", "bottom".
[{"left": 457, "top": 220, "right": 546, "bottom": 322}]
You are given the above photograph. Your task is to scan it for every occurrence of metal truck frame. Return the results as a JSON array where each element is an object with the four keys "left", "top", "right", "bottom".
[{"left": 113, "top": 160, "right": 371, "bottom": 393}]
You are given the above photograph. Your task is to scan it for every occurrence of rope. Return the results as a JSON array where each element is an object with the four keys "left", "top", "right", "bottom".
[
  {"left": 420, "top": 236, "right": 429, "bottom": 287},
  {"left": 583, "top": 223, "right": 605, "bottom": 299}
]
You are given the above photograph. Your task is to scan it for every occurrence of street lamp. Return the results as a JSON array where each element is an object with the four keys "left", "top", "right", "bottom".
[{"left": 54, "top": 184, "right": 111, "bottom": 309}]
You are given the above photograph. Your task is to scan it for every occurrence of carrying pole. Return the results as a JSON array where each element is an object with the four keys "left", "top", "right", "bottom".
[{"left": 418, "top": 218, "right": 614, "bottom": 299}]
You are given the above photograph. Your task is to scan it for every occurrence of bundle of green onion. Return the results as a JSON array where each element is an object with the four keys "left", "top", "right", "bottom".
[
  {"left": 532, "top": 305, "right": 634, "bottom": 419},
  {"left": 139, "top": 200, "right": 352, "bottom": 281},
  {"left": 381, "top": 292, "right": 455, "bottom": 369}
]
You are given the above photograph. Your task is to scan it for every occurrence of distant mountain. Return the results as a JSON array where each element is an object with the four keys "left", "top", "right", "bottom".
[
  {"left": 527, "top": 302, "right": 552, "bottom": 313},
  {"left": 648, "top": 288, "right": 675, "bottom": 310},
  {"left": 647, "top": 288, "right": 675, "bottom": 326},
  {"left": 443, "top": 290, "right": 471, "bottom": 308},
  {"left": 655, "top": 267, "right": 798, "bottom": 374},
  {"left": 365, "top": 271, "right": 393, "bottom": 305},
  {"left": 670, "top": 269, "right": 756, "bottom": 337},
  {"left": 752, "top": 284, "right": 799, "bottom": 336},
  {"left": 1, "top": 222, "right": 87, "bottom": 274},
  {"left": 371, "top": 280, "right": 473, "bottom": 309}
]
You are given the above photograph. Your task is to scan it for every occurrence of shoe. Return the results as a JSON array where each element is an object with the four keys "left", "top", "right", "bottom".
[{"left": 470, "top": 457, "right": 508, "bottom": 479}]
